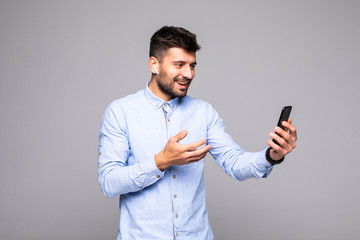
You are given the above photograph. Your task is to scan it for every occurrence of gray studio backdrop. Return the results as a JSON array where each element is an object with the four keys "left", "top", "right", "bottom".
[{"left": 1, "top": 1, "right": 359, "bottom": 239}]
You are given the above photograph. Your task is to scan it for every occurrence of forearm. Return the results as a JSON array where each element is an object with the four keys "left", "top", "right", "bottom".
[
  {"left": 213, "top": 148, "right": 273, "bottom": 181},
  {"left": 98, "top": 153, "right": 163, "bottom": 198},
  {"left": 231, "top": 148, "right": 273, "bottom": 180},
  {"left": 99, "top": 163, "right": 141, "bottom": 198}
]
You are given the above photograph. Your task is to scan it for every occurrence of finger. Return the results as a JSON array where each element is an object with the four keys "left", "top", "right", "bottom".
[
  {"left": 273, "top": 128, "right": 296, "bottom": 150},
  {"left": 188, "top": 149, "right": 210, "bottom": 162},
  {"left": 267, "top": 140, "right": 287, "bottom": 156},
  {"left": 282, "top": 121, "right": 294, "bottom": 132},
  {"left": 270, "top": 132, "right": 294, "bottom": 154},
  {"left": 288, "top": 123, "right": 297, "bottom": 142},
  {"left": 184, "top": 144, "right": 211, "bottom": 158},
  {"left": 291, "top": 129, "right": 297, "bottom": 142},
  {"left": 171, "top": 130, "right": 188, "bottom": 142},
  {"left": 269, "top": 131, "right": 286, "bottom": 147},
  {"left": 177, "top": 147, "right": 209, "bottom": 164},
  {"left": 281, "top": 121, "right": 297, "bottom": 142},
  {"left": 274, "top": 127, "right": 290, "bottom": 142},
  {"left": 270, "top": 132, "right": 296, "bottom": 154},
  {"left": 184, "top": 139, "right": 208, "bottom": 151},
  {"left": 188, "top": 152, "right": 208, "bottom": 163}
]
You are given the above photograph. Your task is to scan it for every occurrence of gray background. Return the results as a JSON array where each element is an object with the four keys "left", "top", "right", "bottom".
[{"left": 1, "top": 0, "right": 359, "bottom": 239}]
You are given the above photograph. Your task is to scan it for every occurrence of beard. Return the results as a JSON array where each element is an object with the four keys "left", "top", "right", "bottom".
[{"left": 156, "top": 73, "right": 191, "bottom": 99}]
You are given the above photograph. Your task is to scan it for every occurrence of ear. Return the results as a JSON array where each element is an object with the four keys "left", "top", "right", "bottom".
[{"left": 149, "top": 57, "right": 159, "bottom": 75}]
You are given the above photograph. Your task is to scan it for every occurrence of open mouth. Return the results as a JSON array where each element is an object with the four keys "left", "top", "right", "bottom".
[{"left": 175, "top": 79, "right": 190, "bottom": 87}]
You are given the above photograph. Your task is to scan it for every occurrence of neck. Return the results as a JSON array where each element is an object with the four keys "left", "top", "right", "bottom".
[{"left": 148, "top": 78, "right": 173, "bottom": 102}]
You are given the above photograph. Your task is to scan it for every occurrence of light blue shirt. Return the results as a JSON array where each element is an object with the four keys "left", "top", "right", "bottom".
[{"left": 98, "top": 85, "right": 273, "bottom": 240}]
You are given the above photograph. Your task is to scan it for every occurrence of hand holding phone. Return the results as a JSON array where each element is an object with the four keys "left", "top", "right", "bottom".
[
  {"left": 272, "top": 106, "right": 292, "bottom": 146},
  {"left": 267, "top": 106, "right": 297, "bottom": 162}
]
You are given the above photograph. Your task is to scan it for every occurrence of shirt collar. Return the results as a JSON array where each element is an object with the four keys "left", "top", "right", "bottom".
[{"left": 144, "top": 83, "right": 179, "bottom": 111}]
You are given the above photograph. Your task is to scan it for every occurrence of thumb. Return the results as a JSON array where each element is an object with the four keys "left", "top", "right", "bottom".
[{"left": 172, "top": 130, "right": 188, "bottom": 142}]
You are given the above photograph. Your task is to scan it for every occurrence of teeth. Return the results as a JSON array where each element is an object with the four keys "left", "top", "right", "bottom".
[{"left": 176, "top": 80, "right": 188, "bottom": 85}]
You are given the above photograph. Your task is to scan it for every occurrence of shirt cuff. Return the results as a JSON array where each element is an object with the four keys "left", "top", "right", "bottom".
[
  {"left": 138, "top": 156, "right": 165, "bottom": 188},
  {"left": 257, "top": 148, "right": 274, "bottom": 178},
  {"left": 265, "top": 147, "right": 285, "bottom": 165}
]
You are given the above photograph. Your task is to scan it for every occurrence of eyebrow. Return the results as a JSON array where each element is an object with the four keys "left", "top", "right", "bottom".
[{"left": 172, "top": 61, "right": 197, "bottom": 66}]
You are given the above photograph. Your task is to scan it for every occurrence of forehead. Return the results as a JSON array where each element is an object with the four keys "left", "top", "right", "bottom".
[{"left": 162, "top": 47, "right": 196, "bottom": 63}]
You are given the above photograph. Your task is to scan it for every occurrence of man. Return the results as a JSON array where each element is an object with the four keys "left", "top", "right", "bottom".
[{"left": 98, "top": 26, "right": 297, "bottom": 240}]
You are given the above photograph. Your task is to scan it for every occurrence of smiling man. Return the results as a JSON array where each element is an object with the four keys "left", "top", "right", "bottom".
[
  {"left": 148, "top": 47, "right": 196, "bottom": 100},
  {"left": 98, "top": 26, "right": 297, "bottom": 240}
]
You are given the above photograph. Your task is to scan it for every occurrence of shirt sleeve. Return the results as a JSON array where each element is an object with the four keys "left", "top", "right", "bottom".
[
  {"left": 97, "top": 102, "right": 164, "bottom": 198},
  {"left": 206, "top": 104, "right": 273, "bottom": 180}
]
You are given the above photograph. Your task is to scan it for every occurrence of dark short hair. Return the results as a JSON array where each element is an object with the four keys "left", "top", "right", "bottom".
[{"left": 149, "top": 26, "right": 201, "bottom": 61}]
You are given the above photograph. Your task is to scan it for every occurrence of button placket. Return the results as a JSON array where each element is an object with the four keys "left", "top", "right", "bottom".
[
  {"left": 170, "top": 169, "right": 180, "bottom": 228},
  {"left": 163, "top": 103, "right": 175, "bottom": 124}
]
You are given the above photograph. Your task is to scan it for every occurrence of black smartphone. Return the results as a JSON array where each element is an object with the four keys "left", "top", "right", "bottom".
[{"left": 273, "top": 106, "right": 292, "bottom": 145}]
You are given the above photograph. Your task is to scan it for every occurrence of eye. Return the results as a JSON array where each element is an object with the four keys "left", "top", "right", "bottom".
[{"left": 190, "top": 64, "right": 196, "bottom": 70}]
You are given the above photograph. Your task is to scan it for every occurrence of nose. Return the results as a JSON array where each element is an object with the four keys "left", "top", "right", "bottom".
[{"left": 182, "top": 65, "right": 194, "bottom": 80}]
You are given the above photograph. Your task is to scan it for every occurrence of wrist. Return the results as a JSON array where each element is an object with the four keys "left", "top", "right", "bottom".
[{"left": 155, "top": 152, "right": 168, "bottom": 171}]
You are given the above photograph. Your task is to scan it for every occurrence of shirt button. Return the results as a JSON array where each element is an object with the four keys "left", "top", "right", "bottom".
[
  {"left": 156, "top": 175, "right": 160, "bottom": 178},
  {"left": 174, "top": 194, "right": 177, "bottom": 198},
  {"left": 168, "top": 118, "right": 170, "bottom": 122},
  {"left": 156, "top": 104, "right": 159, "bottom": 107},
  {"left": 172, "top": 175, "right": 176, "bottom": 179},
  {"left": 176, "top": 233, "right": 179, "bottom": 237},
  {"left": 175, "top": 214, "right": 178, "bottom": 218},
  {"left": 98, "top": 151, "right": 101, "bottom": 155},
  {"left": 265, "top": 166, "right": 268, "bottom": 169}
]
